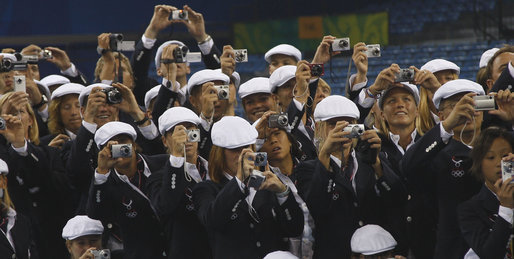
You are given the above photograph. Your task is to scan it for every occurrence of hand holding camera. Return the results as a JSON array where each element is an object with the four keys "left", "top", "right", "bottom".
[
  {"left": 359, "top": 129, "right": 382, "bottom": 165},
  {"left": 489, "top": 89, "right": 514, "bottom": 123},
  {"left": 312, "top": 35, "right": 339, "bottom": 64},
  {"left": 97, "top": 140, "right": 126, "bottom": 174},
  {"left": 259, "top": 169, "right": 288, "bottom": 193},
  {"left": 370, "top": 64, "right": 401, "bottom": 95},
  {"left": 180, "top": 5, "right": 208, "bottom": 43},
  {"left": 220, "top": 45, "right": 236, "bottom": 77},
  {"left": 200, "top": 82, "right": 218, "bottom": 118},
  {"left": 294, "top": 61, "right": 312, "bottom": 103},
  {"left": 44, "top": 47, "right": 72, "bottom": 71},
  {"left": 441, "top": 92, "right": 478, "bottom": 132},
  {"left": 236, "top": 148, "right": 257, "bottom": 182},
  {"left": 352, "top": 42, "right": 369, "bottom": 79},
  {"left": 411, "top": 66, "right": 440, "bottom": 92},
  {"left": 48, "top": 134, "right": 71, "bottom": 149},
  {"left": 0, "top": 115, "right": 25, "bottom": 148},
  {"left": 496, "top": 153, "right": 514, "bottom": 208},
  {"left": 145, "top": 5, "right": 176, "bottom": 39},
  {"left": 319, "top": 121, "right": 353, "bottom": 163},
  {"left": 111, "top": 83, "right": 148, "bottom": 125}
]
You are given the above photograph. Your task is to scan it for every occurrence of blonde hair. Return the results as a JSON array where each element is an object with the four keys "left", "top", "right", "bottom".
[
  {"left": 48, "top": 96, "right": 65, "bottom": 135},
  {"left": 0, "top": 175, "right": 14, "bottom": 212},
  {"left": 416, "top": 87, "right": 436, "bottom": 135},
  {"left": 208, "top": 145, "right": 229, "bottom": 184},
  {"left": 0, "top": 92, "right": 39, "bottom": 145},
  {"left": 94, "top": 52, "right": 134, "bottom": 82}
]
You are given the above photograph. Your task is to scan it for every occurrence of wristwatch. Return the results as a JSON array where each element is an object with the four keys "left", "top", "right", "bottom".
[{"left": 33, "top": 95, "right": 48, "bottom": 110}]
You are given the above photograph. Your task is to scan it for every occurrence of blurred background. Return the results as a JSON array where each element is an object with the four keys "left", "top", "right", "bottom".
[{"left": 2, "top": 0, "right": 514, "bottom": 96}]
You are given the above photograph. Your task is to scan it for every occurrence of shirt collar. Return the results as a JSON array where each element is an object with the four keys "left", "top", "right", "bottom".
[
  {"left": 65, "top": 129, "right": 77, "bottom": 140},
  {"left": 388, "top": 129, "right": 418, "bottom": 155}
]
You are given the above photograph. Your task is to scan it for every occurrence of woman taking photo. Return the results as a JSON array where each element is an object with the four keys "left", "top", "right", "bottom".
[
  {"left": 192, "top": 116, "right": 304, "bottom": 259},
  {"left": 458, "top": 127, "right": 514, "bottom": 259}
]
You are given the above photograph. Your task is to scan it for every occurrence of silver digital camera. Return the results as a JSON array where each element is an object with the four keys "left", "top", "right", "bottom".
[
  {"left": 343, "top": 124, "right": 365, "bottom": 138},
  {"left": 91, "top": 249, "right": 111, "bottom": 259},
  {"left": 473, "top": 95, "right": 496, "bottom": 111},
  {"left": 186, "top": 129, "right": 200, "bottom": 142},
  {"left": 254, "top": 152, "right": 268, "bottom": 167},
  {"left": 247, "top": 169, "right": 266, "bottom": 189},
  {"left": 234, "top": 49, "right": 248, "bottom": 63},
  {"left": 108, "top": 33, "right": 135, "bottom": 52},
  {"left": 111, "top": 144, "right": 132, "bottom": 158},
  {"left": 172, "top": 10, "right": 188, "bottom": 20},
  {"left": 331, "top": 37, "right": 350, "bottom": 52},
  {"left": 268, "top": 113, "right": 288, "bottom": 128},
  {"left": 0, "top": 117, "right": 5, "bottom": 130},
  {"left": 0, "top": 58, "right": 13, "bottom": 72},
  {"left": 394, "top": 68, "right": 415, "bottom": 82},
  {"left": 215, "top": 85, "right": 230, "bottom": 100},
  {"left": 39, "top": 49, "right": 52, "bottom": 60},
  {"left": 14, "top": 75, "right": 26, "bottom": 92},
  {"left": 502, "top": 160, "right": 514, "bottom": 183},
  {"left": 364, "top": 44, "right": 381, "bottom": 58}
]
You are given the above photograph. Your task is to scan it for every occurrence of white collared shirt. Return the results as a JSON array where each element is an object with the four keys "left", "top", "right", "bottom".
[
  {"left": 0, "top": 208, "right": 17, "bottom": 250},
  {"left": 169, "top": 155, "right": 209, "bottom": 183},
  {"left": 388, "top": 129, "right": 418, "bottom": 155},
  {"left": 330, "top": 150, "right": 359, "bottom": 193},
  {"left": 65, "top": 129, "right": 77, "bottom": 140}
]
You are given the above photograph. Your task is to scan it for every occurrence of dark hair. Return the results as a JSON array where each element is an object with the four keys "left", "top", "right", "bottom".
[
  {"left": 470, "top": 127, "right": 514, "bottom": 181},
  {"left": 485, "top": 44, "right": 514, "bottom": 80}
]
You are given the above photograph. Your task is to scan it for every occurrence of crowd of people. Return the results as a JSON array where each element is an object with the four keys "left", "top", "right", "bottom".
[{"left": 0, "top": 4, "right": 513, "bottom": 259}]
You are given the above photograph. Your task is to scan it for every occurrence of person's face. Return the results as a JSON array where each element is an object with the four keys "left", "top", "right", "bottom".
[
  {"left": 269, "top": 54, "right": 297, "bottom": 75},
  {"left": 27, "top": 64, "right": 40, "bottom": 81},
  {"left": 482, "top": 137, "right": 512, "bottom": 186},
  {"left": 163, "top": 123, "right": 199, "bottom": 157},
  {"left": 381, "top": 88, "right": 418, "bottom": 129},
  {"left": 67, "top": 235, "right": 102, "bottom": 259},
  {"left": 275, "top": 79, "right": 296, "bottom": 112},
  {"left": 439, "top": 93, "right": 483, "bottom": 133},
  {"left": 434, "top": 70, "right": 458, "bottom": 85},
  {"left": 80, "top": 101, "right": 118, "bottom": 128},
  {"left": 261, "top": 129, "right": 291, "bottom": 163},
  {"left": 157, "top": 44, "right": 190, "bottom": 79},
  {"left": 491, "top": 52, "right": 514, "bottom": 83},
  {"left": 59, "top": 94, "right": 81, "bottom": 133},
  {"left": 223, "top": 146, "right": 249, "bottom": 175},
  {"left": 313, "top": 83, "right": 331, "bottom": 112},
  {"left": 0, "top": 71, "right": 14, "bottom": 94},
  {"left": 242, "top": 93, "right": 277, "bottom": 123}
]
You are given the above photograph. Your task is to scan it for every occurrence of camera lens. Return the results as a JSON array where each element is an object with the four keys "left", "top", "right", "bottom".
[
  {"left": 278, "top": 115, "right": 288, "bottom": 126},
  {"left": 339, "top": 40, "right": 348, "bottom": 48},
  {"left": 120, "top": 146, "right": 130, "bottom": 156},
  {"left": 373, "top": 49, "right": 380, "bottom": 56}
]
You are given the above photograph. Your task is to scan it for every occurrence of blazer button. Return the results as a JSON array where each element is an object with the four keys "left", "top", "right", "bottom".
[
  {"left": 107, "top": 223, "right": 113, "bottom": 229},
  {"left": 407, "top": 195, "right": 411, "bottom": 201},
  {"left": 406, "top": 216, "right": 412, "bottom": 222},
  {"left": 358, "top": 221, "right": 363, "bottom": 226},
  {"left": 256, "top": 241, "right": 261, "bottom": 247},
  {"left": 249, "top": 223, "right": 254, "bottom": 229},
  {"left": 12, "top": 254, "right": 16, "bottom": 259}
]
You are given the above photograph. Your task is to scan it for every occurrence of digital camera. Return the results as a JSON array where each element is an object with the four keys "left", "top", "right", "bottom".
[
  {"left": 343, "top": 124, "right": 365, "bottom": 138},
  {"left": 364, "top": 44, "right": 381, "bottom": 58},
  {"left": 502, "top": 160, "right": 514, "bottom": 183},
  {"left": 108, "top": 33, "right": 135, "bottom": 52},
  {"left": 215, "top": 85, "right": 230, "bottom": 100},
  {"left": 0, "top": 118, "right": 5, "bottom": 130},
  {"left": 91, "top": 249, "right": 111, "bottom": 259},
  {"left": 172, "top": 10, "right": 188, "bottom": 20},
  {"left": 394, "top": 68, "right": 415, "bottom": 82},
  {"left": 268, "top": 113, "right": 288, "bottom": 128},
  {"left": 473, "top": 95, "right": 496, "bottom": 111},
  {"left": 102, "top": 88, "right": 122, "bottom": 104},
  {"left": 247, "top": 170, "right": 266, "bottom": 189},
  {"left": 186, "top": 129, "right": 200, "bottom": 142},
  {"left": 14, "top": 75, "right": 26, "bottom": 92},
  {"left": 0, "top": 58, "right": 13, "bottom": 72},
  {"left": 111, "top": 144, "right": 132, "bottom": 158},
  {"left": 331, "top": 37, "right": 350, "bottom": 52},
  {"left": 254, "top": 152, "right": 268, "bottom": 167},
  {"left": 234, "top": 49, "right": 248, "bottom": 63},
  {"left": 39, "top": 49, "right": 53, "bottom": 60},
  {"left": 173, "top": 46, "right": 189, "bottom": 63},
  {"left": 308, "top": 63, "right": 324, "bottom": 77}
]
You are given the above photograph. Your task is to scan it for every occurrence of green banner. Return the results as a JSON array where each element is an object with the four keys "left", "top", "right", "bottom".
[{"left": 234, "top": 12, "right": 389, "bottom": 54}]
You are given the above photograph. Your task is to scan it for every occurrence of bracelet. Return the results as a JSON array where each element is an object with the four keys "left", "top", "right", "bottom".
[
  {"left": 134, "top": 115, "right": 149, "bottom": 126},
  {"left": 197, "top": 35, "right": 211, "bottom": 45},
  {"left": 366, "top": 88, "right": 379, "bottom": 99},
  {"left": 276, "top": 185, "right": 290, "bottom": 198}
]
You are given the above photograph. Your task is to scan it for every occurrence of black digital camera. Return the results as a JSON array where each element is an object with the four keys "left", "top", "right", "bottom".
[
  {"left": 268, "top": 113, "right": 288, "bottom": 128},
  {"left": 102, "top": 88, "right": 122, "bottom": 104}
]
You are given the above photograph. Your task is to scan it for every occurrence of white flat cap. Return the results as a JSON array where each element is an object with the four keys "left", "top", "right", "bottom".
[
  {"left": 0, "top": 54, "right": 17, "bottom": 62},
  {"left": 40, "top": 75, "right": 70, "bottom": 88},
  {"left": 420, "top": 59, "right": 460, "bottom": 75},
  {"left": 351, "top": 224, "right": 397, "bottom": 255},
  {"left": 212, "top": 116, "right": 257, "bottom": 149},
  {"left": 154, "top": 40, "right": 187, "bottom": 69},
  {"left": 187, "top": 69, "right": 230, "bottom": 95},
  {"left": 0, "top": 159, "right": 8, "bottom": 175},
  {"left": 62, "top": 215, "right": 104, "bottom": 240},
  {"left": 94, "top": 121, "right": 137, "bottom": 149},
  {"left": 214, "top": 69, "right": 241, "bottom": 89},
  {"left": 79, "top": 83, "right": 112, "bottom": 107},
  {"left": 379, "top": 83, "right": 420, "bottom": 109},
  {"left": 238, "top": 77, "right": 271, "bottom": 99},
  {"left": 264, "top": 44, "right": 302, "bottom": 63},
  {"left": 269, "top": 65, "right": 296, "bottom": 93},
  {"left": 433, "top": 79, "right": 485, "bottom": 109},
  {"left": 479, "top": 48, "right": 500, "bottom": 68},
  {"left": 158, "top": 107, "right": 201, "bottom": 135},
  {"left": 144, "top": 85, "right": 161, "bottom": 111},
  {"left": 34, "top": 80, "right": 51, "bottom": 100},
  {"left": 314, "top": 95, "right": 360, "bottom": 122},
  {"left": 51, "top": 83, "right": 85, "bottom": 100},
  {"left": 263, "top": 251, "right": 298, "bottom": 259}
]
